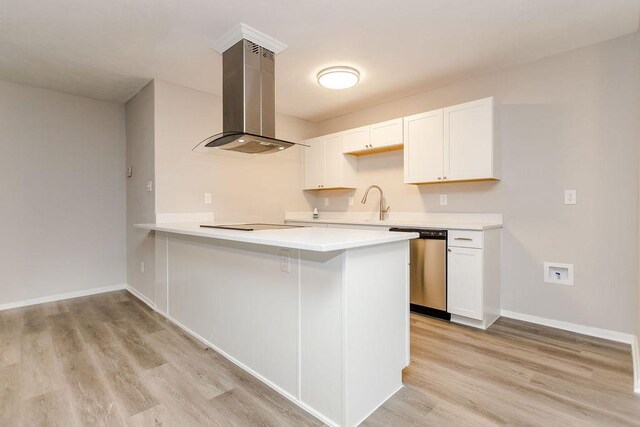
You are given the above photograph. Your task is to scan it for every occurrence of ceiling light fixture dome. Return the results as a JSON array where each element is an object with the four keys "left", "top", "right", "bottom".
[{"left": 317, "top": 66, "right": 360, "bottom": 89}]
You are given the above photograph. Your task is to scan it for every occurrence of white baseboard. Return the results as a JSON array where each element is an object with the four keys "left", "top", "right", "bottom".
[
  {"left": 126, "top": 285, "right": 157, "bottom": 311},
  {"left": 125, "top": 287, "right": 338, "bottom": 427},
  {"left": 632, "top": 336, "right": 640, "bottom": 394},
  {"left": 501, "top": 310, "right": 639, "bottom": 395},
  {"left": 0, "top": 283, "right": 127, "bottom": 312},
  {"left": 500, "top": 310, "right": 635, "bottom": 344}
]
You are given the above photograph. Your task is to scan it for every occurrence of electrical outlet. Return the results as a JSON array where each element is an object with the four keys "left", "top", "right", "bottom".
[
  {"left": 440, "top": 194, "right": 448, "bottom": 206},
  {"left": 564, "top": 190, "right": 576, "bottom": 205},
  {"left": 204, "top": 193, "right": 212, "bottom": 205},
  {"left": 324, "top": 197, "right": 329, "bottom": 206},
  {"left": 140, "top": 261, "right": 145, "bottom": 274},
  {"left": 146, "top": 180, "right": 153, "bottom": 192},
  {"left": 348, "top": 196, "right": 354, "bottom": 206},
  {"left": 280, "top": 249, "right": 290, "bottom": 273}
]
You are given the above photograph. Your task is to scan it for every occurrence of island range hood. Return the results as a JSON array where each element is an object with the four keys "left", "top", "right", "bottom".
[{"left": 195, "top": 38, "right": 302, "bottom": 155}]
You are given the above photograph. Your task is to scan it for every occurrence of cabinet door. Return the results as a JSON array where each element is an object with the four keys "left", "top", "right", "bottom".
[
  {"left": 444, "top": 97, "right": 493, "bottom": 181},
  {"left": 447, "top": 247, "right": 483, "bottom": 320},
  {"left": 403, "top": 110, "right": 444, "bottom": 184},
  {"left": 324, "top": 134, "right": 345, "bottom": 188},
  {"left": 342, "top": 126, "right": 370, "bottom": 154},
  {"left": 304, "top": 138, "right": 325, "bottom": 190},
  {"left": 370, "top": 118, "right": 403, "bottom": 150}
]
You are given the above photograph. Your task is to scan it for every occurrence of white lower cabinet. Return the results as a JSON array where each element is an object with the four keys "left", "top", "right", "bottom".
[
  {"left": 447, "top": 247, "right": 483, "bottom": 320},
  {"left": 284, "top": 220, "right": 502, "bottom": 330},
  {"left": 447, "top": 228, "right": 501, "bottom": 329}
]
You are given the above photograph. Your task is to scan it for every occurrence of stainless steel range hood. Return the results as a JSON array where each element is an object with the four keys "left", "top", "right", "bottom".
[{"left": 195, "top": 39, "right": 301, "bottom": 155}]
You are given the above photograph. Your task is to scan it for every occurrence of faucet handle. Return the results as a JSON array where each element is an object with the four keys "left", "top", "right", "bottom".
[{"left": 382, "top": 205, "right": 391, "bottom": 214}]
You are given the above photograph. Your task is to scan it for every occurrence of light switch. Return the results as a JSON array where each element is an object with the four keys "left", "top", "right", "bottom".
[
  {"left": 348, "top": 196, "right": 354, "bottom": 206},
  {"left": 204, "top": 193, "right": 212, "bottom": 205},
  {"left": 324, "top": 197, "right": 329, "bottom": 206},
  {"left": 140, "top": 261, "right": 145, "bottom": 274},
  {"left": 564, "top": 190, "right": 576, "bottom": 205},
  {"left": 440, "top": 194, "right": 448, "bottom": 206}
]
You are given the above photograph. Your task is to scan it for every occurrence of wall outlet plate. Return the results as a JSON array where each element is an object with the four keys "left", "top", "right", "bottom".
[
  {"left": 440, "top": 194, "right": 448, "bottom": 206},
  {"left": 348, "top": 196, "right": 354, "bottom": 206},
  {"left": 204, "top": 193, "right": 212, "bottom": 205},
  {"left": 544, "top": 262, "right": 574, "bottom": 285},
  {"left": 564, "top": 190, "right": 576, "bottom": 205},
  {"left": 324, "top": 197, "right": 329, "bottom": 206}
]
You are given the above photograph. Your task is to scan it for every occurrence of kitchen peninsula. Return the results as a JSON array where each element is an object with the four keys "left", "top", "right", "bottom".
[{"left": 135, "top": 223, "right": 418, "bottom": 427}]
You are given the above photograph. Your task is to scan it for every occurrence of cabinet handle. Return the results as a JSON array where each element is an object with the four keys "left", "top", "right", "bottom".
[
  {"left": 437, "top": 177, "right": 442, "bottom": 180},
  {"left": 454, "top": 237, "right": 473, "bottom": 241},
  {"left": 448, "top": 249, "right": 452, "bottom": 252},
  {"left": 443, "top": 176, "right": 447, "bottom": 180}
]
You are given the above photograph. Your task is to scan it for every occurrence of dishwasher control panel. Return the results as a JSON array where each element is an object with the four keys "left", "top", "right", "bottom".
[{"left": 389, "top": 227, "right": 447, "bottom": 240}]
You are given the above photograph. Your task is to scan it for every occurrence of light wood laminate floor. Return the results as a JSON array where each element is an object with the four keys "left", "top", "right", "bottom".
[{"left": 0, "top": 290, "right": 638, "bottom": 426}]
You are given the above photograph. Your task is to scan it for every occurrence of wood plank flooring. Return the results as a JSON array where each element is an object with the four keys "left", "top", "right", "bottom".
[{"left": 0, "top": 290, "right": 637, "bottom": 426}]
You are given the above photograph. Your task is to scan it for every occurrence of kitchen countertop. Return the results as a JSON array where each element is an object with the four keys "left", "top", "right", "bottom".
[
  {"left": 284, "top": 215, "right": 503, "bottom": 231},
  {"left": 135, "top": 222, "right": 419, "bottom": 252}
]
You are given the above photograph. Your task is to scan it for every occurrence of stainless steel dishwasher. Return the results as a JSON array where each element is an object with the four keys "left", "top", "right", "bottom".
[{"left": 390, "top": 228, "right": 450, "bottom": 320}]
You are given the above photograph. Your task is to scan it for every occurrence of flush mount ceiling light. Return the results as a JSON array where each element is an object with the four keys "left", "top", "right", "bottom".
[{"left": 317, "top": 66, "right": 360, "bottom": 90}]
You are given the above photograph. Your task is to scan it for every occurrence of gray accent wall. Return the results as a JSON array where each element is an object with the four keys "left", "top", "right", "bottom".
[
  {"left": 309, "top": 34, "right": 639, "bottom": 334},
  {"left": 125, "top": 81, "right": 156, "bottom": 302},
  {"left": 0, "top": 80, "right": 126, "bottom": 305}
]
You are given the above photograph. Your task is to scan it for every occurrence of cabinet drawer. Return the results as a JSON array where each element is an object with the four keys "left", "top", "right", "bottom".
[{"left": 448, "top": 230, "right": 483, "bottom": 248}]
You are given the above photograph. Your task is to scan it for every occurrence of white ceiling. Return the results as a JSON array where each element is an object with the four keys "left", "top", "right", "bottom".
[{"left": 1, "top": 0, "right": 639, "bottom": 122}]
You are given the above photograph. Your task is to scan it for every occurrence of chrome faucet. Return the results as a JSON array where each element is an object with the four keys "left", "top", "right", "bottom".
[{"left": 361, "top": 185, "right": 390, "bottom": 220}]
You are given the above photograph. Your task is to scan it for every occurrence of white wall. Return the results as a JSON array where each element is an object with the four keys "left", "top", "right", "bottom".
[
  {"left": 309, "top": 34, "right": 639, "bottom": 334},
  {"left": 154, "top": 79, "right": 316, "bottom": 223},
  {"left": 126, "top": 79, "right": 317, "bottom": 302},
  {"left": 0, "top": 80, "right": 126, "bottom": 305}
]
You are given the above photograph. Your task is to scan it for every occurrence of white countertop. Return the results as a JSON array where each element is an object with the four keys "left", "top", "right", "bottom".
[
  {"left": 284, "top": 212, "right": 503, "bottom": 231},
  {"left": 135, "top": 223, "right": 419, "bottom": 252},
  {"left": 288, "top": 217, "right": 502, "bottom": 230}
]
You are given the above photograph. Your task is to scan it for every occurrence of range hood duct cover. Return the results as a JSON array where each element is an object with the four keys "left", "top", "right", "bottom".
[{"left": 195, "top": 39, "right": 301, "bottom": 155}]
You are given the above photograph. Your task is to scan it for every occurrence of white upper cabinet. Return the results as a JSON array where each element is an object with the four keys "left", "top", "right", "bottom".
[
  {"left": 369, "top": 118, "right": 403, "bottom": 151},
  {"left": 304, "top": 134, "right": 357, "bottom": 190},
  {"left": 342, "top": 118, "right": 403, "bottom": 155},
  {"left": 404, "top": 97, "right": 498, "bottom": 184},
  {"left": 304, "top": 137, "right": 325, "bottom": 189},
  {"left": 404, "top": 109, "right": 444, "bottom": 184},
  {"left": 342, "top": 126, "right": 370, "bottom": 154},
  {"left": 444, "top": 97, "right": 495, "bottom": 181}
]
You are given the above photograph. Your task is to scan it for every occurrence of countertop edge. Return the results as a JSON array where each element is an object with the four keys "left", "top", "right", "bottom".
[
  {"left": 283, "top": 218, "right": 503, "bottom": 231},
  {"left": 134, "top": 223, "right": 419, "bottom": 252}
]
